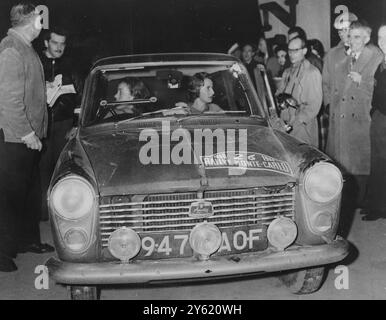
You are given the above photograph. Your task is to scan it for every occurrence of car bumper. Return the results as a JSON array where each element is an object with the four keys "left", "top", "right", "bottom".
[{"left": 46, "top": 237, "right": 349, "bottom": 285}]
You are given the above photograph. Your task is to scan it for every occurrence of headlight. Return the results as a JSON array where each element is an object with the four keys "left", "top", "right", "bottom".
[
  {"left": 189, "top": 223, "right": 221, "bottom": 260},
  {"left": 51, "top": 175, "right": 94, "bottom": 220},
  {"left": 64, "top": 228, "right": 88, "bottom": 252},
  {"left": 312, "top": 212, "right": 333, "bottom": 233},
  {"left": 304, "top": 162, "right": 343, "bottom": 203}
]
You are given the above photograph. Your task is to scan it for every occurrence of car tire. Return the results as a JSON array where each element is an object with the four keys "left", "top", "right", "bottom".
[
  {"left": 279, "top": 267, "right": 326, "bottom": 294},
  {"left": 69, "top": 286, "right": 99, "bottom": 300}
]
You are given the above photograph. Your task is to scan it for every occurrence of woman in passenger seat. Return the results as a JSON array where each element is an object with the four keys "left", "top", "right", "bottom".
[{"left": 186, "top": 72, "right": 223, "bottom": 114}]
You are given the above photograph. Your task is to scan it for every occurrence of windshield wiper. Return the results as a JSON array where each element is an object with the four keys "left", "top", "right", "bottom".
[
  {"left": 116, "top": 108, "right": 251, "bottom": 126},
  {"left": 99, "top": 96, "right": 158, "bottom": 108},
  {"left": 97, "top": 97, "right": 158, "bottom": 120},
  {"left": 115, "top": 108, "right": 183, "bottom": 124}
]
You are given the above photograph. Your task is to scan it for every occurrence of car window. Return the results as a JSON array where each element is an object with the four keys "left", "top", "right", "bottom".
[{"left": 83, "top": 63, "right": 265, "bottom": 126}]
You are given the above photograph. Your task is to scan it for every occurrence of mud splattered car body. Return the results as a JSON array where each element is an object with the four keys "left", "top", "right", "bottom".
[{"left": 46, "top": 54, "right": 349, "bottom": 299}]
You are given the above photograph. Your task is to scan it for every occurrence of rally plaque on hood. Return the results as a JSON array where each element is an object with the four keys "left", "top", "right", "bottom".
[{"left": 200, "top": 152, "right": 293, "bottom": 176}]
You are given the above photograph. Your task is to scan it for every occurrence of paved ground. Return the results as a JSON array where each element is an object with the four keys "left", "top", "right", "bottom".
[{"left": 0, "top": 208, "right": 385, "bottom": 300}]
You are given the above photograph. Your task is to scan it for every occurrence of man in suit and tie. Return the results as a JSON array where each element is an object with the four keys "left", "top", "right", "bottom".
[{"left": 324, "top": 20, "right": 383, "bottom": 208}]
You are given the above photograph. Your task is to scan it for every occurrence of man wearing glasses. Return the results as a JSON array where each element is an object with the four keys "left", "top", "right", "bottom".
[{"left": 276, "top": 36, "right": 322, "bottom": 147}]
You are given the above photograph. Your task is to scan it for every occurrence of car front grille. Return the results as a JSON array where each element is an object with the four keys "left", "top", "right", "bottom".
[{"left": 99, "top": 185, "right": 296, "bottom": 248}]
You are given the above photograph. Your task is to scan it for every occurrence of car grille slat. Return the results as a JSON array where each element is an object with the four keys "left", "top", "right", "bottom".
[
  {"left": 99, "top": 197, "right": 294, "bottom": 215},
  {"left": 99, "top": 203, "right": 294, "bottom": 219},
  {"left": 99, "top": 207, "right": 294, "bottom": 224},
  {"left": 99, "top": 213, "right": 295, "bottom": 239},
  {"left": 100, "top": 213, "right": 295, "bottom": 227},
  {"left": 99, "top": 205, "right": 192, "bottom": 214},
  {"left": 99, "top": 192, "right": 295, "bottom": 209},
  {"left": 99, "top": 186, "right": 296, "bottom": 248}
]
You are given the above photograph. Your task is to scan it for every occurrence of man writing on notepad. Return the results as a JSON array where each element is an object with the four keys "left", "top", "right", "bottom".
[{"left": 39, "top": 26, "right": 81, "bottom": 220}]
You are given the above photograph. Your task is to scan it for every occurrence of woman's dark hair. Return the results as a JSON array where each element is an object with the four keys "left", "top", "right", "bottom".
[
  {"left": 188, "top": 72, "right": 210, "bottom": 102},
  {"left": 119, "top": 77, "right": 150, "bottom": 99},
  {"left": 274, "top": 44, "right": 288, "bottom": 56},
  {"left": 308, "top": 39, "right": 325, "bottom": 59},
  {"left": 257, "top": 37, "right": 273, "bottom": 58}
]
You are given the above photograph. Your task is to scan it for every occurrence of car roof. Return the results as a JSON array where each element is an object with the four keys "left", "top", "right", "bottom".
[{"left": 92, "top": 53, "right": 239, "bottom": 70}]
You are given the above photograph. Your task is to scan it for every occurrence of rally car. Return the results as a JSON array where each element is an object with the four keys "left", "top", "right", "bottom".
[{"left": 46, "top": 53, "right": 349, "bottom": 299}]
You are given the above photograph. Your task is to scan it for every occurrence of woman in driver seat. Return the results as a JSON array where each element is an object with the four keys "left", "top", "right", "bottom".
[
  {"left": 113, "top": 77, "right": 150, "bottom": 115},
  {"left": 186, "top": 72, "right": 223, "bottom": 114}
]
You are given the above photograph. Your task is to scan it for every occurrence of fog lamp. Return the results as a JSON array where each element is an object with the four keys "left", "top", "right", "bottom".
[
  {"left": 267, "top": 217, "right": 297, "bottom": 251},
  {"left": 108, "top": 227, "right": 141, "bottom": 262},
  {"left": 312, "top": 212, "right": 333, "bottom": 233},
  {"left": 189, "top": 223, "right": 221, "bottom": 260},
  {"left": 64, "top": 228, "right": 88, "bottom": 252},
  {"left": 304, "top": 162, "right": 343, "bottom": 203}
]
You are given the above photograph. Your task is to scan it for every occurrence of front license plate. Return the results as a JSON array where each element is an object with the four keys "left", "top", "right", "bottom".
[{"left": 137, "top": 225, "right": 267, "bottom": 260}]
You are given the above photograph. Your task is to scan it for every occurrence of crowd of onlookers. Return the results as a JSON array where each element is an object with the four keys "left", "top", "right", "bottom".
[
  {"left": 227, "top": 27, "right": 328, "bottom": 149},
  {"left": 228, "top": 12, "right": 386, "bottom": 223}
]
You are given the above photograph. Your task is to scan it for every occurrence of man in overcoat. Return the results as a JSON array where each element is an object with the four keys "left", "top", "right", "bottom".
[{"left": 323, "top": 20, "right": 383, "bottom": 205}]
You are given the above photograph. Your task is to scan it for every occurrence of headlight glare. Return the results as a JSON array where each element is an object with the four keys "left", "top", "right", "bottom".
[
  {"left": 312, "top": 212, "right": 333, "bottom": 233},
  {"left": 189, "top": 223, "right": 221, "bottom": 260},
  {"left": 64, "top": 228, "right": 88, "bottom": 252},
  {"left": 51, "top": 176, "right": 94, "bottom": 220},
  {"left": 108, "top": 227, "right": 141, "bottom": 262},
  {"left": 267, "top": 217, "right": 297, "bottom": 251},
  {"left": 304, "top": 162, "right": 343, "bottom": 203}
]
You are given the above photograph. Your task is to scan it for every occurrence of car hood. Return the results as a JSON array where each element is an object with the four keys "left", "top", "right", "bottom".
[{"left": 79, "top": 123, "right": 308, "bottom": 196}]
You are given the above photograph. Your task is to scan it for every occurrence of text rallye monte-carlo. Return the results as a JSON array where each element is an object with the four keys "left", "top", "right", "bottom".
[{"left": 46, "top": 53, "right": 349, "bottom": 299}]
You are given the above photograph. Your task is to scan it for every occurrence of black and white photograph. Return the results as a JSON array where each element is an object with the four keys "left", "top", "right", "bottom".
[{"left": 0, "top": 0, "right": 385, "bottom": 304}]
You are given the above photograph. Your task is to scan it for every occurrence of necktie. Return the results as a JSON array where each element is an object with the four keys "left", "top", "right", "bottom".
[{"left": 352, "top": 54, "right": 358, "bottom": 65}]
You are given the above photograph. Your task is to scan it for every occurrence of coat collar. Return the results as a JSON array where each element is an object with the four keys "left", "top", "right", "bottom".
[{"left": 8, "top": 28, "right": 32, "bottom": 47}]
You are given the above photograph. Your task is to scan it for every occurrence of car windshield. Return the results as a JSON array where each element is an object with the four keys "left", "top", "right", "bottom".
[{"left": 83, "top": 62, "right": 266, "bottom": 126}]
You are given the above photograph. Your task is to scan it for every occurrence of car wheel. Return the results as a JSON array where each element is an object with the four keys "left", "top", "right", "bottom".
[
  {"left": 69, "top": 286, "right": 99, "bottom": 300},
  {"left": 279, "top": 267, "right": 326, "bottom": 294}
]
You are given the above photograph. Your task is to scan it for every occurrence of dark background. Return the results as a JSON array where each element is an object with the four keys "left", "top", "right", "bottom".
[
  {"left": 0, "top": 0, "right": 385, "bottom": 75},
  {"left": 330, "top": 0, "right": 386, "bottom": 47},
  {"left": 0, "top": 0, "right": 262, "bottom": 75}
]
